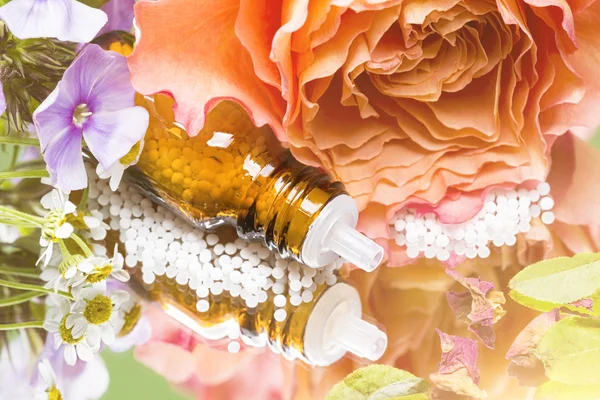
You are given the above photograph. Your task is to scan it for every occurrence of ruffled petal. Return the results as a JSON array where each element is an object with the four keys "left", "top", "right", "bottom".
[{"left": 129, "top": 0, "right": 285, "bottom": 138}]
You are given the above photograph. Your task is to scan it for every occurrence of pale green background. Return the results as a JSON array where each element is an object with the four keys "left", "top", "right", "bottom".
[{"left": 99, "top": 131, "right": 600, "bottom": 400}]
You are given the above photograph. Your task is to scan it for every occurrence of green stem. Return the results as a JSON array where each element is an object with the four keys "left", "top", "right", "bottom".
[
  {"left": 58, "top": 239, "right": 71, "bottom": 258},
  {"left": 0, "top": 266, "right": 40, "bottom": 278},
  {"left": 0, "top": 169, "right": 49, "bottom": 179},
  {"left": 0, "top": 321, "right": 44, "bottom": 331},
  {"left": 70, "top": 234, "right": 93, "bottom": 257},
  {"left": 0, "top": 291, "right": 43, "bottom": 307},
  {"left": 0, "top": 278, "right": 73, "bottom": 300},
  {"left": 0, "top": 206, "right": 44, "bottom": 226},
  {"left": 0, "top": 217, "right": 39, "bottom": 228},
  {"left": 0, "top": 136, "right": 40, "bottom": 147}
]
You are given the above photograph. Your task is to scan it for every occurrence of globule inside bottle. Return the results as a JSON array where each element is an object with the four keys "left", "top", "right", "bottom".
[
  {"left": 128, "top": 95, "right": 345, "bottom": 263},
  {"left": 128, "top": 263, "right": 327, "bottom": 364}
]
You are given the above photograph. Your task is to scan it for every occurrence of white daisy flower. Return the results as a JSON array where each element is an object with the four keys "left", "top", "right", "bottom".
[
  {"left": 83, "top": 210, "right": 109, "bottom": 241},
  {"left": 109, "top": 298, "right": 152, "bottom": 353},
  {"left": 67, "top": 286, "right": 130, "bottom": 348},
  {"left": 41, "top": 254, "right": 87, "bottom": 292},
  {"left": 96, "top": 139, "right": 144, "bottom": 191},
  {"left": 38, "top": 190, "right": 77, "bottom": 267},
  {"left": 34, "top": 359, "right": 62, "bottom": 400},
  {"left": 43, "top": 296, "right": 98, "bottom": 366},
  {"left": 75, "top": 244, "right": 130, "bottom": 286}
]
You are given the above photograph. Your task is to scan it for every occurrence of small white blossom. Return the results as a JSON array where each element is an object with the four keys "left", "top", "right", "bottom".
[
  {"left": 67, "top": 286, "right": 130, "bottom": 348},
  {"left": 38, "top": 190, "right": 77, "bottom": 267},
  {"left": 96, "top": 139, "right": 144, "bottom": 191},
  {"left": 43, "top": 295, "right": 98, "bottom": 366},
  {"left": 83, "top": 210, "right": 109, "bottom": 241},
  {"left": 34, "top": 359, "right": 61, "bottom": 400}
]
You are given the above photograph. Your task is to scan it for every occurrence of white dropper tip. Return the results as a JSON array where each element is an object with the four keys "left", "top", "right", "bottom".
[
  {"left": 302, "top": 195, "right": 384, "bottom": 271},
  {"left": 328, "top": 223, "right": 384, "bottom": 272},
  {"left": 303, "top": 283, "right": 388, "bottom": 367},
  {"left": 330, "top": 310, "right": 387, "bottom": 361}
]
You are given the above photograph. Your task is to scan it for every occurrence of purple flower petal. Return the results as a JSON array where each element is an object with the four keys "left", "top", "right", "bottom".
[
  {"left": 33, "top": 86, "right": 77, "bottom": 152},
  {"left": 63, "top": 45, "right": 117, "bottom": 103},
  {"left": 0, "top": 0, "right": 108, "bottom": 42},
  {"left": 44, "top": 125, "right": 87, "bottom": 191},
  {"left": 82, "top": 106, "right": 148, "bottom": 169},
  {"left": 98, "top": 0, "right": 135, "bottom": 36},
  {"left": 83, "top": 48, "right": 137, "bottom": 113}
]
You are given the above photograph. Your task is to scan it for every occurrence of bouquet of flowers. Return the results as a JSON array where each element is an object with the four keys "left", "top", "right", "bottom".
[{"left": 1, "top": 0, "right": 600, "bottom": 399}]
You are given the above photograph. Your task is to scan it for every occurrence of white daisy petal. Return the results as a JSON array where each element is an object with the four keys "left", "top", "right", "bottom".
[
  {"left": 76, "top": 343, "right": 94, "bottom": 362},
  {"left": 38, "top": 359, "right": 55, "bottom": 387},
  {"left": 53, "top": 333, "right": 63, "bottom": 348},
  {"left": 83, "top": 215, "right": 101, "bottom": 228},
  {"left": 64, "top": 266, "right": 77, "bottom": 279},
  {"left": 100, "top": 323, "right": 115, "bottom": 345},
  {"left": 78, "top": 260, "right": 94, "bottom": 273},
  {"left": 111, "top": 269, "right": 130, "bottom": 282},
  {"left": 63, "top": 200, "right": 77, "bottom": 215},
  {"left": 43, "top": 320, "right": 59, "bottom": 332},
  {"left": 111, "top": 290, "right": 130, "bottom": 306},
  {"left": 72, "top": 319, "right": 88, "bottom": 339},
  {"left": 64, "top": 344, "right": 77, "bottom": 366},
  {"left": 55, "top": 223, "right": 74, "bottom": 239},
  {"left": 85, "top": 324, "right": 102, "bottom": 350}
]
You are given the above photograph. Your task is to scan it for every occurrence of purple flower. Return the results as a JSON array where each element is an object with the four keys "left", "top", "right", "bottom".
[
  {"left": 0, "top": 0, "right": 107, "bottom": 42},
  {"left": 33, "top": 44, "right": 149, "bottom": 192},
  {"left": 98, "top": 0, "right": 135, "bottom": 36}
]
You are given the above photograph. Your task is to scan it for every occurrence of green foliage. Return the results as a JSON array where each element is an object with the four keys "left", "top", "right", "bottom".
[
  {"left": 509, "top": 253, "right": 600, "bottom": 314},
  {"left": 534, "top": 380, "right": 600, "bottom": 400},
  {"left": 536, "top": 317, "right": 600, "bottom": 386},
  {"left": 326, "top": 365, "right": 430, "bottom": 400}
]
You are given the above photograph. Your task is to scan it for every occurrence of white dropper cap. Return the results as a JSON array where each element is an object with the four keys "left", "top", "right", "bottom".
[
  {"left": 301, "top": 195, "right": 384, "bottom": 271},
  {"left": 303, "top": 283, "right": 388, "bottom": 367}
]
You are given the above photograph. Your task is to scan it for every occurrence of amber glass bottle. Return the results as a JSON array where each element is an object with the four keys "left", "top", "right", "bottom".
[
  {"left": 124, "top": 95, "right": 383, "bottom": 272},
  {"left": 129, "top": 265, "right": 387, "bottom": 367}
]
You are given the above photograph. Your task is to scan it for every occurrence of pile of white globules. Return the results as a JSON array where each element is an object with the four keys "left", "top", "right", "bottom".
[
  {"left": 390, "top": 183, "right": 555, "bottom": 262},
  {"left": 87, "top": 170, "right": 343, "bottom": 353}
]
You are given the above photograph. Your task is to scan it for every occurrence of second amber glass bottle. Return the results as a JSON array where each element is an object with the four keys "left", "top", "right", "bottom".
[{"left": 125, "top": 95, "right": 383, "bottom": 272}]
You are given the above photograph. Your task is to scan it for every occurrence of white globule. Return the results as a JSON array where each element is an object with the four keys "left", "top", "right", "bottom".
[
  {"left": 87, "top": 170, "right": 342, "bottom": 329},
  {"left": 390, "top": 183, "right": 555, "bottom": 262}
]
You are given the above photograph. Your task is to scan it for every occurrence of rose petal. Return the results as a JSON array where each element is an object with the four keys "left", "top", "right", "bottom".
[
  {"left": 429, "top": 329, "right": 487, "bottom": 399},
  {"left": 445, "top": 269, "right": 507, "bottom": 349},
  {"left": 506, "top": 310, "right": 561, "bottom": 386},
  {"left": 129, "top": 0, "right": 285, "bottom": 139}
]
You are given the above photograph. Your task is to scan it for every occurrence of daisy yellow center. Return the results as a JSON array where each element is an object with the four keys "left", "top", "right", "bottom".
[
  {"left": 119, "top": 141, "right": 141, "bottom": 166},
  {"left": 85, "top": 265, "right": 113, "bottom": 283},
  {"left": 118, "top": 303, "right": 142, "bottom": 337},
  {"left": 84, "top": 295, "right": 113, "bottom": 325},
  {"left": 48, "top": 386, "right": 63, "bottom": 400},
  {"left": 59, "top": 316, "right": 83, "bottom": 345},
  {"left": 72, "top": 103, "right": 92, "bottom": 127}
]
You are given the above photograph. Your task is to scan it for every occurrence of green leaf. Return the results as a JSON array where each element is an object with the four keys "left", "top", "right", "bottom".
[
  {"left": 326, "top": 365, "right": 430, "bottom": 400},
  {"left": 536, "top": 317, "right": 600, "bottom": 385},
  {"left": 509, "top": 290, "right": 600, "bottom": 316},
  {"left": 509, "top": 253, "right": 600, "bottom": 309},
  {"left": 534, "top": 380, "right": 600, "bottom": 400}
]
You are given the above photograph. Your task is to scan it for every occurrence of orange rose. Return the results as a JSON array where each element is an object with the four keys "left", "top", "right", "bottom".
[{"left": 128, "top": 0, "right": 600, "bottom": 259}]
